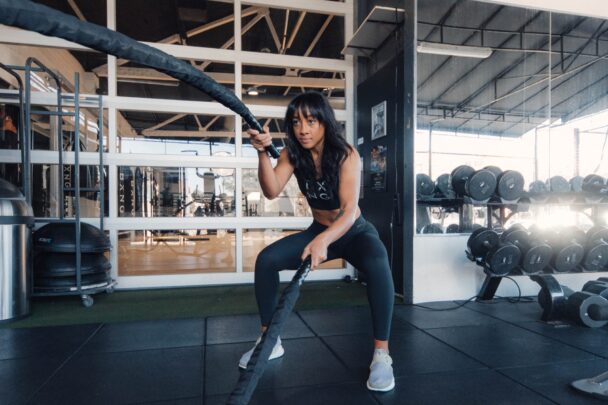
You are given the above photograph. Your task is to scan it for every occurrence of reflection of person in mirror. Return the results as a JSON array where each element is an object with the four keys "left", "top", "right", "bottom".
[
  {"left": 0, "top": 105, "right": 20, "bottom": 187},
  {"left": 244, "top": 91, "right": 396, "bottom": 392}
]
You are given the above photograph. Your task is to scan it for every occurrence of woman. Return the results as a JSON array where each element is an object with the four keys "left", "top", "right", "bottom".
[{"left": 241, "top": 91, "right": 395, "bottom": 392}]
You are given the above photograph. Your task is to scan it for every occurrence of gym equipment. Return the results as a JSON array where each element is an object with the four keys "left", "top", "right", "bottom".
[
  {"left": 565, "top": 291, "right": 608, "bottom": 328},
  {"left": 500, "top": 225, "right": 552, "bottom": 275},
  {"left": 572, "top": 371, "right": 608, "bottom": 401},
  {"left": 416, "top": 173, "right": 435, "bottom": 200},
  {"left": 532, "top": 275, "right": 574, "bottom": 322},
  {"left": 467, "top": 227, "right": 521, "bottom": 276},
  {"left": 34, "top": 253, "right": 111, "bottom": 277},
  {"left": 34, "top": 272, "right": 110, "bottom": 289},
  {"left": 435, "top": 173, "right": 455, "bottom": 199},
  {"left": 528, "top": 180, "right": 548, "bottom": 202},
  {"left": 535, "top": 227, "right": 584, "bottom": 273},
  {"left": 451, "top": 165, "right": 475, "bottom": 196},
  {"left": 227, "top": 258, "right": 312, "bottom": 405},
  {"left": 0, "top": 0, "right": 280, "bottom": 159},
  {"left": 421, "top": 223, "right": 444, "bottom": 234},
  {"left": 581, "top": 226, "right": 608, "bottom": 272},
  {"left": 569, "top": 176, "right": 583, "bottom": 193},
  {"left": 464, "top": 169, "right": 497, "bottom": 201},
  {"left": 582, "top": 280, "right": 608, "bottom": 298},
  {"left": 547, "top": 176, "right": 570, "bottom": 193},
  {"left": 582, "top": 174, "right": 606, "bottom": 193},
  {"left": 495, "top": 170, "right": 525, "bottom": 201},
  {"left": 0, "top": 177, "right": 33, "bottom": 321},
  {"left": 34, "top": 222, "right": 111, "bottom": 253},
  {"left": 446, "top": 224, "right": 460, "bottom": 233},
  {"left": 482, "top": 165, "right": 502, "bottom": 179}
]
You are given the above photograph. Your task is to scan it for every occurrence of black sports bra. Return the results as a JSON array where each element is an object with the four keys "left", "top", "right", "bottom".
[{"left": 295, "top": 171, "right": 341, "bottom": 211}]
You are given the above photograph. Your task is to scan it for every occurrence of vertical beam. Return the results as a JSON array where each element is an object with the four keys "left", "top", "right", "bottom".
[
  {"left": 107, "top": 0, "right": 118, "bottom": 279},
  {"left": 235, "top": 0, "right": 244, "bottom": 274}
]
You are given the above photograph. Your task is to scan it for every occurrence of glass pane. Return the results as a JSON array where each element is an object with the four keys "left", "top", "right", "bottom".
[
  {"left": 242, "top": 169, "right": 311, "bottom": 217},
  {"left": 117, "top": 110, "right": 236, "bottom": 156},
  {"left": 118, "top": 228, "right": 235, "bottom": 275},
  {"left": 117, "top": 166, "right": 235, "bottom": 218},
  {"left": 22, "top": 164, "right": 110, "bottom": 218},
  {"left": 242, "top": 228, "right": 344, "bottom": 272}
]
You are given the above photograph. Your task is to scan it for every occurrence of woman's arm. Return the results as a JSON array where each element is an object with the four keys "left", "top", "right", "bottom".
[
  {"left": 301, "top": 147, "right": 361, "bottom": 268},
  {"left": 249, "top": 127, "right": 294, "bottom": 199}
]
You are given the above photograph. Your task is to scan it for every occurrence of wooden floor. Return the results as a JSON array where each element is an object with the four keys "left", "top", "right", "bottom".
[{"left": 118, "top": 230, "right": 343, "bottom": 276}]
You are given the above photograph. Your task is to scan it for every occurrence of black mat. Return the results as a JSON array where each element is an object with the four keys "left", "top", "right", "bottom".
[{"left": 393, "top": 301, "right": 500, "bottom": 329}]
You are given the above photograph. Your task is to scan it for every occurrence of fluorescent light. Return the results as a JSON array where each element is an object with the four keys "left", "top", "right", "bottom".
[
  {"left": 247, "top": 87, "right": 259, "bottom": 96},
  {"left": 417, "top": 42, "right": 493, "bottom": 59}
]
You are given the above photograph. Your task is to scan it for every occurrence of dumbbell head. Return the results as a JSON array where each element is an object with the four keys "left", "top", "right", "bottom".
[
  {"left": 582, "top": 174, "right": 606, "bottom": 192},
  {"left": 465, "top": 169, "right": 497, "bottom": 201},
  {"left": 435, "top": 173, "right": 455, "bottom": 199},
  {"left": 582, "top": 280, "right": 608, "bottom": 299},
  {"left": 416, "top": 173, "right": 435, "bottom": 199},
  {"left": 547, "top": 176, "right": 571, "bottom": 193},
  {"left": 421, "top": 223, "right": 444, "bottom": 234},
  {"left": 483, "top": 166, "right": 502, "bottom": 179},
  {"left": 451, "top": 165, "right": 475, "bottom": 196},
  {"left": 502, "top": 228, "right": 552, "bottom": 275},
  {"left": 485, "top": 242, "right": 521, "bottom": 276},
  {"left": 467, "top": 227, "right": 499, "bottom": 257},
  {"left": 446, "top": 224, "right": 460, "bottom": 233},
  {"left": 496, "top": 170, "right": 525, "bottom": 201},
  {"left": 538, "top": 282, "right": 574, "bottom": 321},
  {"left": 587, "top": 225, "right": 608, "bottom": 244},
  {"left": 570, "top": 176, "right": 583, "bottom": 193},
  {"left": 565, "top": 291, "right": 608, "bottom": 328}
]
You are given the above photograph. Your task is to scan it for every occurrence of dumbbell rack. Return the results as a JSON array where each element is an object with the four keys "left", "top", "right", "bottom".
[{"left": 12, "top": 58, "right": 116, "bottom": 307}]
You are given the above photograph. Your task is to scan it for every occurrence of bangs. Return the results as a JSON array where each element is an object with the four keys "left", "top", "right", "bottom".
[{"left": 286, "top": 92, "right": 329, "bottom": 124}]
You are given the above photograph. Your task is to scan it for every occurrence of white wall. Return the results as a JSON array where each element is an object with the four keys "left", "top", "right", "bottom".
[
  {"left": 413, "top": 235, "right": 608, "bottom": 303},
  {"left": 477, "top": 0, "right": 608, "bottom": 20}
]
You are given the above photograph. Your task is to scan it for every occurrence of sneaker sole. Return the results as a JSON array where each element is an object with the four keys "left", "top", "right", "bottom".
[
  {"left": 366, "top": 377, "right": 395, "bottom": 392},
  {"left": 238, "top": 345, "right": 285, "bottom": 369}
]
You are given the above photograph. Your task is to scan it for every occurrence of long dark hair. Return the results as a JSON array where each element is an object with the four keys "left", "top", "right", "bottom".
[{"left": 285, "top": 92, "right": 351, "bottom": 188}]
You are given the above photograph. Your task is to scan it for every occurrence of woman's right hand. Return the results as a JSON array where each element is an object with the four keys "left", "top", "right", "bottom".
[{"left": 247, "top": 125, "right": 272, "bottom": 153}]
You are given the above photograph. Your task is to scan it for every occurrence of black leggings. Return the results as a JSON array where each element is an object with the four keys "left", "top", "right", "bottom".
[{"left": 254, "top": 215, "right": 394, "bottom": 341}]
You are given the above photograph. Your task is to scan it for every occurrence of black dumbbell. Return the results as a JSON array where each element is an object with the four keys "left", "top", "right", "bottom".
[
  {"left": 528, "top": 180, "right": 548, "bottom": 202},
  {"left": 435, "top": 173, "right": 455, "bottom": 199},
  {"left": 421, "top": 223, "right": 444, "bottom": 234},
  {"left": 446, "top": 224, "right": 460, "bottom": 233},
  {"left": 547, "top": 175, "right": 572, "bottom": 202},
  {"left": 534, "top": 227, "right": 585, "bottom": 273},
  {"left": 451, "top": 165, "right": 475, "bottom": 197},
  {"left": 581, "top": 226, "right": 608, "bottom": 272},
  {"left": 464, "top": 168, "right": 497, "bottom": 201},
  {"left": 416, "top": 173, "right": 435, "bottom": 200},
  {"left": 495, "top": 170, "right": 525, "bottom": 201},
  {"left": 582, "top": 174, "right": 606, "bottom": 193},
  {"left": 570, "top": 176, "right": 583, "bottom": 193},
  {"left": 501, "top": 225, "right": 552, "bottom": 275},
  {"left": 467, "top": 227, "right": 521, "bottom": 276},
  {"left": 582, "top": 280, "right": 608, "bottom": 299},
  {"left": 533, "top": 274, "right": 574, "bottom": 322},
  {"left": 565, "top": 291, "right": 608, "bottom": 328}
]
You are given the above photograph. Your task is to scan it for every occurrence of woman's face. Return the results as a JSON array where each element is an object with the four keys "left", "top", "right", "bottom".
[{"left": 291, "top": 109, "right": 325, "bottom": 150}]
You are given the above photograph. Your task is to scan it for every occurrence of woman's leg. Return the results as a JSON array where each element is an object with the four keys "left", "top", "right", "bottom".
[
  {"left": 254, "top": 228, "right": 318, "bottom": 327},
  {"left": 341, "top": 226, "right": 394, "bottom": 346}
]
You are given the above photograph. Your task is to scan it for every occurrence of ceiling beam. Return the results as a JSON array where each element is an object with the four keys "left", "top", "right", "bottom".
[
  {"left": 141, "top": 129, "right": 286, "bottom": 138},
  {"left": 67, "top": 0, "right": 87, "bottom": 21}
]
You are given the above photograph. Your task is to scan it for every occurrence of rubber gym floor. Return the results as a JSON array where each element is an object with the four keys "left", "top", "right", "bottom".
[{"left": 1, "top": 281, "right": 606, "bottom": 404}]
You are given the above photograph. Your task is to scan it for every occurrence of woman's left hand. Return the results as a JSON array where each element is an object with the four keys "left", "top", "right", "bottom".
[{"left": 301, "top": 235, "right": 330, "bottom": 270}]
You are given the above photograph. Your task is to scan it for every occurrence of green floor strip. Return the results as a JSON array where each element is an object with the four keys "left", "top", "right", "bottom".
[{"left": 1, "top": 281, "right": 369, "bottom": 329}]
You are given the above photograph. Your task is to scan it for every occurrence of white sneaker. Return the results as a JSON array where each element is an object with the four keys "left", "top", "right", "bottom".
[
  {"left": 366, "top": 348, "right": 395, "bottom": 392},
  {"left": 238, "top": 336, "right": 285, "bottom": 369}
]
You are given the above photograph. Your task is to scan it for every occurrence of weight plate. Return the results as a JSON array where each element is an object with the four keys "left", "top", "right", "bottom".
[
  {"left": 529, "top": 180, "right": 547, "bottom": 195},
  {"left": 582, "top": 281, "right": 608, "bottom": 298},
  {"left": 416, "top": 173, "right": 435, "bottom": 199},
  {"left": 486, "top": 243, "right": 521, "bottom": 276},
  {"left": 548, "top": 176, "right": 570, "bottom": 193},
  {"left": 446, "top": 224, "right": 460, "bottom": 233},
  {"left": 501, "top": 224, "right": 528, "bottom": 242},
  {"left": 451, "top": 165, "right": 475, "bottom": 196},
  {"left": 566, "top": 291, "right": 608, "bottom": 328},
  {"left": 465, "top": 169, "right": 497, "bottom": 201},
  {"left": 560, "top": 226, "right": 587, "bottom": 245},
  {"left": 587, "top": 225, "right": 608, "bottom": 245},
  {"left": 496, "top": 170, "right": 524, "bottom": 200},
  {"left": 467, "top": 227, "right": 499, "bottom": 257},
  {"left": 435, "top": 173, "right": 455, "bottom": 199},
  {"left": 582, "top": 174, "right": 606, "bottom": 192},
  {"left": 553, "top": 243, "right": 584, "bottom": 272},
  {"left": 583, "top": 242, "right": 608, "bottom": 272},
  {"left": 521, "top": 243, "right": 552, "bottom": 274},
  {"left": 570, "top": 176, "right": 583, "bottom": 193}
]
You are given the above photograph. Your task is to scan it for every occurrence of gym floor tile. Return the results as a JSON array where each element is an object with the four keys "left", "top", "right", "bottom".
[
  {"left": 205, "top": 382, "right": 377, "bottom": 405},
  {"left": 372, "top": 368, "right": 554, "bottom": 405},
  {"left": 297, "top": 306, "right": 414, "bottom": 337},
  {"left": 499, "top": 359, "right": 608, "bottom": 404},
  {"left": 323, "top": 329, "right": 486, "bottom": 379},
  {"left": 426, "top": 323, "right": 600, "bottom": 368},
  {"left": 461, "top": 300, "right": 542, "bottom": 323},
  {"left": 80, "top": 318, "right": 205, "bottom": 354},
  {"left": 515, "top": 321, "right": 608, "bottom": 358},
  {"left": 393, "top": 302, "right": 500, "bottom": 329},
  {"left": 29, "top": 347, "right": 203, "bottom": 405},
  {"left": 0, "top": 323, "right": 101, "bottom": 361},
  {"left": 206, "top": 313, "right": 313, "bottom": 345},
  {"left": 0, "top": 355, "right": 65, "bottom": 405},
  {"left": 129, "top": 396, "right": 203, "bottom": 404},
  {"left": 204, "top": 337, "right": 356, "bottom": 396}
]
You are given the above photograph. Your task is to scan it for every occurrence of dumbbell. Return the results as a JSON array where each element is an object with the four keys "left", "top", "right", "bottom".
[
  {"left": 495, "top": 170, "right": 525, "bottom": 201},
  {"left": 464, "top": 168, "right": 497, "bottom": 201},
  {"left": 528, "top": 180, "right": 549, "bottom": 202},
  {"left": 582, "top": 280, "right": 608, "bottom": 298},
  {"left": 501, "top": 225, "right": 552, "bottom": 275},
  {"left": 421, "top": 223, "right": 444, "bottom": 234},
  {"left": 533, "top": 227, "right": 585, "bottom": 273},
  {"left": 446, "top": 224, "right": 460, "bottom": 233},
  {"left": 451, "top": 165, "right": 475, "bottom": 197},
  {"left": 467, "top": 227, "right": 521, "bottom": 276},
  {"left": 547, "top": 175, "right": 572, "bottom": 202},
  {"left": 435, "top": 173, "right": 456, "bottom": 199},
  {"left": 533, "top": 274, "right": 575, "bottom": 322},
  {"left": 582, "top": 174, "right": 606, "bottom": 193},
  {"left": 570, "top": 176, "right": 583, "bottom": 193},
  {"left": 581, "top": 226, "right": 608, "bottom": 272},
  {"left": 566, "top": 291, "right": 608, "bottom": 328},
  {"left": 416, "top": 173, "right": 435, "bottom": 200}
]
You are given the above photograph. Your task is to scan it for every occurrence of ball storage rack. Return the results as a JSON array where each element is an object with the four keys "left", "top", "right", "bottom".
[{"left": 4, "top": 58, "right": 115, "bottom": 307}]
